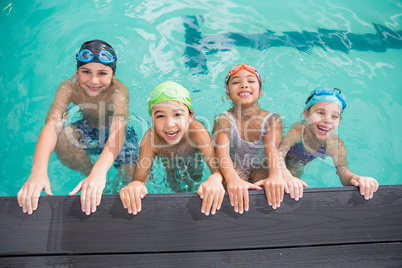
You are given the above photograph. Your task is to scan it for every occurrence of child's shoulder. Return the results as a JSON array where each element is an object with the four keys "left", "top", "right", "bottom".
[
  {"left": 326, "top": 135, "right": 346, "bottom": 155},
  {"left": 215, "top": 111, "right": 233, "bottom": 127},
  {"left": 190, "top": 119, "right": 209, "bottom": 132},
  {"left": 283, "top": 122, "right": 303, "bottom": 140}
]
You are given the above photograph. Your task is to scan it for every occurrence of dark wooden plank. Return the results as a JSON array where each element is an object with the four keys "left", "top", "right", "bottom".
[
  {"left": 0, "top": 186, "right": 401, "bottom": 256},
  {"left": 1, "top": 243, "right": 401, "bottom": 268}
]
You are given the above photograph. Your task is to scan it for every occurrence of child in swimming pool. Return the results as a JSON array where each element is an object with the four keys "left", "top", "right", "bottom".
[
  {"left": 17, "top": 40, "right": 138, "bottom": 215},
  {"left": 213, "top": 64, "right": 285, "bottom": 214},
  {"left": 120, "top": 81, "right": 225, "bottom": 216},
  {"left": 279, "top": 87, "right": 379, "bottom": 200}
]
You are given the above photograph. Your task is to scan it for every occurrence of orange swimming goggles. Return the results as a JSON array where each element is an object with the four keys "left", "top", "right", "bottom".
[{"left": 225, "top": 64, "right": 262, "bottom": 88}]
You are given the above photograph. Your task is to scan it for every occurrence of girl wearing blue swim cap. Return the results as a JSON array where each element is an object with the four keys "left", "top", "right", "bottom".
[{"left": 279, "top": 87, "right": 379, "bottom": 201}]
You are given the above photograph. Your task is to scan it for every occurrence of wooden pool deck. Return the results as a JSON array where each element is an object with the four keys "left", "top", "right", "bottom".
[{"left": 1, "top": 185, "right": 401, "bottom": 267}]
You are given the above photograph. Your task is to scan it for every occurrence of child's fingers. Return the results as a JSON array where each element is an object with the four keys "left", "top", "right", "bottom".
[
  {"left": 217, "top": 190, "right": 225, "bottom": 211},
  {"left": 135, "top": 190, "right": 142, "bottom": 213},
  {"left": 203, "top": 193, "right": 213, "bottom": 216},
  {"left": 301, "top": 180, "right": 308, "bottom": 188},
  {"left": 80, "top": 187, "right": 87, "bottom": 213},
  {"left": 350, "top": 179, "right": 359, "bottom": 187},
  {"left": 228, "top": 190, "right": 234, "bottom": 207},
  {"left": 284, "top": 183, "right": 290, "bottom": 194},
  {"left": 293, "top": 182, "right": 300, "bottom": 201},
  {"left": 96, "top": 187, "right": 102, "bottom": 206},
  {"left": 274, "top": 185, "right": 282, "bottom": 208},
  {"left": 17, "top": 188, "right": 23, "bottom": 208},
  {"left": 287, "top": 183, "right": 294, "bottom": 199},
  {"left": 30, "top": 186, "right": 42, "bottom": 213},
  {"left": 27, "top": 186, "right": 40, "bottom": 215},
  {"left": 242, "top": 188, "right": 248, "bottom": 213},
  {"left": 69, "top": 181, "right": 83, "bottom": 196},
  {"left": 90, "top": 188, "right": 97, "bottom": 214},
  {"left": 44, "top": 183, "right": 53, "bottom": 196},
  {"left": 140, "top": 187, "right": 148, "bottom": 199},
  {"left": 130, "top": 192, "right": 139, "bottom": 215},
  {"left": 210, "top": 194, "right": 219, "bottom": 215},
  {"left": 84, "top": 188, "right": 94, "bottom": 215},
  {"left": 120, "top": 190, "right": 127, "bottom": 209},
  {"left": 197, "top": 185, "right": 204, "bottom": 199}
]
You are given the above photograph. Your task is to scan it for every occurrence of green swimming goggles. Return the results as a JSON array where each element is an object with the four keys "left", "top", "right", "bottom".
[
  {"left": 305, "top": 87, "right": 347, "bottom": 112},
  {"left": 148, "top": 81, "right": 192, "bottom": 115}
]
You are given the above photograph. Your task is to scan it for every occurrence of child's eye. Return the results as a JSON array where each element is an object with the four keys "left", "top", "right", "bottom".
[
  {"left": 156, "top": 115, "right": 164, "bottom": 119},
  {"left": 248, "top": 80, "right": 256, "bottom": 83},
  {"left": 82, "top": 70, "right": 90, "bottom": 74},
  {"left": 317, "top": 111, "right": 324, "bottom": 115},
  {"left": 332, "top": 115, "right": 339, "bottom": 119},
  {"left": 99, "top": 72, "right": 107, "bottom": 76},
  {"left": 175, "top": 113, "right": 183, "bottom": 117}
]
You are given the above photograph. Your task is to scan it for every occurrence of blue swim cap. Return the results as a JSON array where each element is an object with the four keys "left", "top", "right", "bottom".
[{"left": 305, "top": 87, "right": 347, "bottom": 112}]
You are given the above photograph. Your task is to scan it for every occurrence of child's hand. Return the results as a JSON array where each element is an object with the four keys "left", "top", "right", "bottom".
[
  {"left": 254, "top": 175, "right": 286, "bottom": 209},
  {"left": 17, "top": 174, "right": 53, "bottom": 215},
  {"left": 227, "top": 177, "right": 262, "bottom": 214},
  {"left": 120, "top": 180, "right": 148, "bottom": 215},
  {"left": 197, "top": 173, "right": 225, "bottom": 216},
  {"left": 69, "top": 172, "right": 107, "bottom": 215},
  {"left": 283, "top": 175, "right": 308, "bottom": 201},
  {"left": 350, "top": 176, "right": 379, "bottom": 200}
]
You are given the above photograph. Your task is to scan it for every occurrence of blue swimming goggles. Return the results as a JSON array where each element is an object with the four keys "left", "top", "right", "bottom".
[
  {"left": 305, "top": 87, "right": 347, "bottom": 111},
  {"left": 76, "top": 49, "right": 116, "bottom": 64}
]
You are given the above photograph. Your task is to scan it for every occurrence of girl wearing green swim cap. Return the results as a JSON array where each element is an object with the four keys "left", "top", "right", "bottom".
[
  {"left": 120, "top": 81, "right": 225, "bottom": 216},
  {"left": 279, "top": 87, "right": 379, "bottom": 201}
]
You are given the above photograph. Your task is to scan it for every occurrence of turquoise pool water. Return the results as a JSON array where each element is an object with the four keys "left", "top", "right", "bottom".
[{"left": 1, "top": 0, "right": 401, "bottom": 196}]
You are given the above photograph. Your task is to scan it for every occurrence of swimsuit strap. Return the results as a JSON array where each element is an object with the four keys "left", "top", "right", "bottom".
[{"left": 222, "top": 111, "right": 239, "bottom": 132}]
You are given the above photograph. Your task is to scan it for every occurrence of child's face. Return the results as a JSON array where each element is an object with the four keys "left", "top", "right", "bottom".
[
  {"left": 304, "top": 101, "right": 342, "bottom": 140},
  {"left": 76, "top": 62, "right": 114, "bottom": 97},
  {"left": 151, "top": 101, "right": 194, "bottom": 145},
  {"left": 227, "top": 69, "right": 262, "bottom": 105}
]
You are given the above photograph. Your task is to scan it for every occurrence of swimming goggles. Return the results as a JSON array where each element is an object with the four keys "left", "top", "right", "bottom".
[
  {"left": 225, "top": 64, "right": 262, "bottom": 86},
  {"left": 76, "top": 49, "right": 116, "bottom": 64},
  {"left": 305, "top": 87, "right": 347, "bottom": 110}
]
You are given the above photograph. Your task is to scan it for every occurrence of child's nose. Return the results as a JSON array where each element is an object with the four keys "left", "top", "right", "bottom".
[
  {"left": 166, "top": 117, "right": 175, "bottom": 127},
  {"left": 91, "top": 75, "right": 99, "bottom": 83},
  {"left": 323, "top": 114, "right": 331, "bottom": 122}
]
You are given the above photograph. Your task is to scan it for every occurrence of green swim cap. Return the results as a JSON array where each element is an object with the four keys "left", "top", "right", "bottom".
[{"left": 148, "top": 81, "right": 192, "bottom": 115}]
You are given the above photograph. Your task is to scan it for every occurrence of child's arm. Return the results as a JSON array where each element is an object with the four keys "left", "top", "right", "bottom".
[
  {"left": 254, "top": 114, "right": 286, "bottom": 209},
  {"left": 278, "top": 123, "right": 308, "bottom": 201},
  {"left": 213, "top": 115, "right": 262, "bottom": 214},
  {"left": 328, "top": 137, "right": 379, "bottom": 200},
  {"left": 17, "top": 81, "right": 72, "bottom": 214},
  {"left": 120, "top": 130, "right": 155, "bottom": 215},
  {"left": 69, "top": 116, "right": 127, "bottom": 215},
  {"left": 190, "top": 120, "right": 225, "bottom": 216},
  {"left": 69, "top": 81, "right": 129, "bottom": 215}
]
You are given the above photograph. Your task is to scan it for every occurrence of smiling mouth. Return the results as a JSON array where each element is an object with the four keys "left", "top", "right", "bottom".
[
  {"left": 238, "top": 92, "right": 251, "bottom": 97},
  {"left": 88, "top": 86, "right": 101, "bottom": 91},
  {"left": 317, "top": 125, "right": 330, "bottom": 135},
  {"left": 166, "top": 131, "right": 179, "bottom": 140}
]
